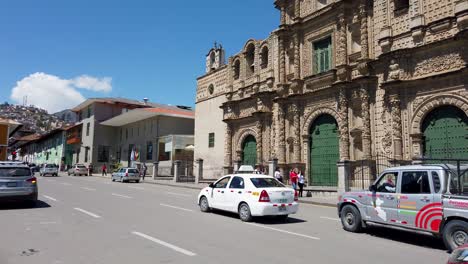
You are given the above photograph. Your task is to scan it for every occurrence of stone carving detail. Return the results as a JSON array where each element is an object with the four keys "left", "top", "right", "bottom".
[
  {"left": 294, "top": 33, "right": 300, "bottom": 79},
  {"left": 277, "top": 105, "right": 286, "bottom": 163},
  {"left": 338, "top": 88, "right": 350, "bottom": 160},
  {"left": 337, "top": 15, "right": 347, "bottom": 66},
  {"left": 388, "top": 59, "right": 401, "bottom": 81},
  {"left": 359, "top": 3, "right": 369, "bottom": 60},
  {"left": 256, "top": 120, "right": 263, "bottom": 164},
  {"left": 224, "top": 104, "right": 236, "bottom": 120},
  {"left": 289, "top": 103, "right": 301, "bottom": 163},
  {"left": 225, "top": 123, "right": 233, "bottom": 166},
  {"left": 413, "top": 53, "right": 465, "bottom": 78},
  {"left": 390, "top": 94, "right": 403, "bottom": 159},
  {"left": 360, "top": 86, "right": 371, "bottom": 159},
  {"left": 239, "top": 101, "right": 256, "bottom": 118}
]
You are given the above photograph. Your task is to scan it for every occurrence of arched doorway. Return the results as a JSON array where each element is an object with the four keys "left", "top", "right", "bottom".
[
  {"left": 242, "top": 135, "right": 257, "bottom": 166},
  {"left": 422, "top": 106, "right": 468, "bottom": 159},
  {"left": 309, "top": 114, "right": 339, "bottom": 186}
]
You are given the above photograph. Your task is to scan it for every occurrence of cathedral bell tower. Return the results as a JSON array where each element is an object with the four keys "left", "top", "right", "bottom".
[{"left": 205, "top": 42, "right": 226, "bottom": 73}]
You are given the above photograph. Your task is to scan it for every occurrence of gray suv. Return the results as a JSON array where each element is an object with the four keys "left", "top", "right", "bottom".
[
  {"left": 0, "top": 162, "right": 38, "bottom": 205},
  {"left": 338, "top": 164, "right": 468, "bottom": 252}
]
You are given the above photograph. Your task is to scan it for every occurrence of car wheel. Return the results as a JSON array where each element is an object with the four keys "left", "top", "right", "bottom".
[
  {"left": 120, "top": 177, "right": 124, "bottom": 183},
  {"left": 136, "top": 180, "right": 140, "bottom": 183},
  {"left": 112, "top": 177, "right": 115, "bottom": 182},
  {"left": 276, "top": 214, "right": 289, "bottom": 222},
  {"left": 199, "top": 196, "right": 210, "bottom": 212},
  {"left": 239, "top": 203, "right": 253, "bottom": 222},
  {"left": 443, "top": 220, "right": 468, "bottom": 252},
  {"left": 340, "top": 205, "right": 363, "bottom": 233}
]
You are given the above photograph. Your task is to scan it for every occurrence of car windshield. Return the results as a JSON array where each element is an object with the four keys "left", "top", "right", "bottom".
[
  {"left": 46, "top": 164, "right": 55, "bottom": 168},
  {"left": 128, "top": 169, "right": 138, "bottom": 173},
  {"left": 77, "top": 165, "right": 86, "bottom": 169},
  {"left": 250, "top": 178, "right": 284, "bottom": 188},
  {"left": 0, "top": 168, "right": 31, "bottom": 177}
]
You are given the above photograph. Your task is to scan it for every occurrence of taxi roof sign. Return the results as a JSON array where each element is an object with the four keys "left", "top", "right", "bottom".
[{"left": 237, "top": 165, "right": 255, "bottom": 173}]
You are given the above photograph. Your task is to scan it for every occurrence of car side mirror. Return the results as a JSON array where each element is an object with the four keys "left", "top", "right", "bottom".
[
  {"left": 209, "top": 183, "right": 214, "bottom": 188},
  {"left": 369, "top": 185, "right": 376, "bottom": 192}
]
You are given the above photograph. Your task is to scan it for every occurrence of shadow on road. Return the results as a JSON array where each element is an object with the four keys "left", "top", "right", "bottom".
[
  {"left": 0, "top": 200, "right": 51, "bottom": 210},
  {"left": 364, "top": 225, "right": 446, "bottom": 251},
  {"left": 210, "top": 209, "right": 306, "bottom": 225}
]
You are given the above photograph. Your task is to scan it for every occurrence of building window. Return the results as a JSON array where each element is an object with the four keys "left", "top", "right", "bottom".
[
  {"left": 260, "top": 46, "right": 269, "bottom": 69},
  {"left": 208, "top": 133, "right": 215, "bottom": 148},
  {"left": 208, "top": 84, "right": 214, "bottom": 95},
  {"left": 86, "top": 123, "right": 90, "bottom": 136},
  {"left": 394, "top": 0, "right": 409, "bottom": 11},
  {"left": 85, "top": 148, "right": 89, "bottom": 163},
  {"left": 233, "top": 59, "right": 240, "bottom": 80},
  {"left": 87, "top": 106, "right": 91, "bottom": 118},
  {"left": 313, "top": 37, "right": 332, "bottom": 74},
  {"left": 97, "top": 145, "right": 110, "bottom": 162},
  {"left": 146, "top": 142, "right": 153, "bottom": 160}
]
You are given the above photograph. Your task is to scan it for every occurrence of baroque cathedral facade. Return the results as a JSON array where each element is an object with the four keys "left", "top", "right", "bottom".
[{"left": 195, "top": 0, "right": 468, "bottom": 188}]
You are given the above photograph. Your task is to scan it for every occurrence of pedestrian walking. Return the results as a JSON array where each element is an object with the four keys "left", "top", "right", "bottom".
[
  {"left": 290, "top": 168, "right": 298, "bottom": 190},
  {"left": 298, "top": 170, "right": 305, "bottom": 197},
  {"left": 142, "top": 164, "right": 147, "bottom": 181},
  {"left": 274, "top": 168, "right": 283, "bottom": 183},
  {"left": 101, "top": 164, "right": 107, "bottom": 176}
]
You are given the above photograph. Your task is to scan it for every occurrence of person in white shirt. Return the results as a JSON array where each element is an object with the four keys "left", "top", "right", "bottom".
[
  {"left": 274, "top": 168, "right": 283, "bottom": 183},
  {"left": 298, "top": 171, "right": 305, "bottom": 197}
]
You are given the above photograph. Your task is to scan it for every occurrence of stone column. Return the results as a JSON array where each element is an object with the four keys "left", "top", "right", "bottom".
[
  {"left": 224, "top": 123, "right": 233, "bottom": 168},
  {"left": 337, "top": 14, "right": 347, "bottom": 66},
  {"left": 234, "top": 159, "right": 242, "bottom": 172},
  {"left": 337, "top": 161, "right": 351, "bottom": 194},
  {"left": 390, "top": 94, "right": 403, "bottom": 160},
  {"left": 302, "top": 134, "right": 309, "bottom": 177},
  {"left": 173, "top": 160, "right": 181, "bottom": 183},
  {"left": 291, "top": 104, "right": 301, "bottom": 163},
  {"left": 256, "top": 119, "right": 263, "bottom": 165},
  {"left": 359, "top": 2, "right": 369, "bottom": 60},
  {"left": 410, "top": 133, "right": 424, "bottom": 159},
  {"left": 152, "top": 161, "right": 159, "bottom": 180},
  {"left": 196, "top": 159, "right": 203, "bottom": 184},
  {"left": 338, "top": 87, "right": 350, "bottom": 161},
  {"left": 361, "top": 85, "right": 372, "bottom": 159},
  {"left": 277, "top": 104, "right": 286, "bottom": 164},
  {"left": 280, "top": 6, "right": 286, "bottom": 25},
  {"left": 294, "top": 32, "right": 301, "bottom": 79},
  {"left": 279, "top": 35, "right": 286, "bottom": 83},
  {"left": 269, "top": 158, "right": 278, "bottom": 177}
]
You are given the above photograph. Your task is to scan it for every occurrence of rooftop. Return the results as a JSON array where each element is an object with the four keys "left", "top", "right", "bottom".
[{"left": 101, "top": 106, "right": 194, "bottom": 127}]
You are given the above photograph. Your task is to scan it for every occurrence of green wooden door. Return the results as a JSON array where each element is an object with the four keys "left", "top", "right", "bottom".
[
  {"left": 422, "top": 106, "right": 468, "bottom": 159},
  {"left": 242, "top": 135, "right": 257, "bottom": 166},
  {"left": 309, "top": 115, "right": 339, "bottom": 186}
]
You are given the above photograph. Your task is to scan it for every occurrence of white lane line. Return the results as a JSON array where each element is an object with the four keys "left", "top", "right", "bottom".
[
  {"left": 39, "top": 221, "right": 58, "bottom": 225},
  {"left": 128, "top": 186, "right": 145, "bottom": 190},
  {"left": 111, "top": 193, "right": 132, "bottom": 199},
  {"left": 165, "top": 192, "right": 191, "bottom": 197},
  {"left": 60, "top": 183, "right": 72, "bottom": 186},
  {"left": 246, "top": 223, "right": 320, "bottom": 240},
  {"left": 74, "top": 208, "right": 101, "bottom": 218},
  {"left": 320, "top": 216, "right": 340, "bottom": 221},
  {"left": 81, "top": 187, "right": 96, "bottom": 191},
  {"left": 160, "top": 203, "right": 193, "bottom": 212},
  {"left": 132, "top": 231, "right": 196, "bottom": 256},
  {"left": 42, "top": 195, "right": 58, "bottom": 202}
]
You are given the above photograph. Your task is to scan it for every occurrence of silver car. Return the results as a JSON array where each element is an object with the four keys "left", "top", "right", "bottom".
[
  {"left": 111, "top": 168, "right": 140, "bottom": 183},
  {"left": 68, "top": 164, "right": 88, "bottom": 176},
  {"left": 40, "top": 164, "right": 58, "bottom": 177},
  {"left": 0, "top": 162, "right": 38, "bottom": 205}
]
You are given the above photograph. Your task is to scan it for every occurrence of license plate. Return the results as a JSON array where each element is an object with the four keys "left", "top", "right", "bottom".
[
  {"left": 278, "top": 206, "right": 287, "bottom": 212},
  {"left": 6, "top": 182, "right": 17, "bottom": 187},
  {"left": 277, "top": 199, "right": 288, "bottom": 203}
]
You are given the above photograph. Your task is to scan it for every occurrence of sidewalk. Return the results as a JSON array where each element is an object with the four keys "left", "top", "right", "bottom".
[{"left": 88, "top": 174, "right": 337, "bottom": 207}]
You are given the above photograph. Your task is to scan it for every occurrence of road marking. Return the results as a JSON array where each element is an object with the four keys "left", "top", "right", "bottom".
[
  {"left": 42, "top": 195, "right": 58, "bottom": 202},
  {"left": 74, "top": 208, "right": 101, "bottom": 218},
  {"left": 246, "top": 223, "right": 320, "bottom": 240},
  {"left": 111, "top": 193, "right": 132, "bottom": 199},
  {"left": 81, "top": 187, "right": 96, "bottom": 191},
  {"left": 39, "top": 221, "right": 57, "bottom": 225},
  {"left": 131, "top": 231, "right": 196, "bottom": 256},
  {"left": 320, "top": 216, "right": 340, "bottom": 221},
  {"left": 160, "top": 203, "right": 193, "bottom": 212},
  {"left": 128, "top": 186, "right": 145, "bottom": 190},
  {"left": 47, "top": 179, "right": 56, "bottom": 182},
  {"left": 166, "top": 192, "right": 191, "bottom": 197},
  {"left": 60, "top": 183, "right": 72, "bottom": 186}
]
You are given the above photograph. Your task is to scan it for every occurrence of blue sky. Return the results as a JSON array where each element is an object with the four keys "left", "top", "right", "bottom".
[{"left": 0, "top": 0, "right": 279, "bottom": 113}]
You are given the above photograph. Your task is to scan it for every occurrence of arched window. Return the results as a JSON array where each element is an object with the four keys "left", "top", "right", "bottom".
[
  {"left": 246, "top": 44, "right": 255, "bottom": 77},
  {"left": 233, "top": 59, "right": 240, "bottom": 80},
  {"left": 208, "top": 84, "right": 214, "bottom": 95},
  {"left": 209, "top": 52, "right": 216, "bottom": 70},
  {"left": 260, "top": 46, "right": 269, "bottom": 69}
]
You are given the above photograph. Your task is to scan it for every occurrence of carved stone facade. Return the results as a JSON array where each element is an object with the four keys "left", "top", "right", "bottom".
[{"left": 195, "top": 0, "right": 468, "bottom": 186}]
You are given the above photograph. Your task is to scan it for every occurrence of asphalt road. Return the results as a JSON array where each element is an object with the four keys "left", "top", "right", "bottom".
[{"left": 0, "top": 173, "right": 449, "bottom": 264}]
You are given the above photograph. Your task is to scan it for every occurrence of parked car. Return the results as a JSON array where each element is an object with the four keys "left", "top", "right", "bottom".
[
  {"left": 28, "top": 163, "right": 38, "bottom": 173},
  {"left": 197, "top": 174, "right": 299, "bottom": 222},
  {"left": 0, "top": 161, "right": 38, "bottom": 205},
  {"left": 111, "top": 168, "right": 140, "bottom": 183},
  {"left": 448, "top": 244, "right": 468, "bottom": 264},
  {"left": 338, "top": 164, "right": 468, "bottom": 252},
  {"left": 40, "top": 164, "right": 58, "bottom": 177},
  {"left": 68, "top": 164, "right": 88, "bottom": 176}
]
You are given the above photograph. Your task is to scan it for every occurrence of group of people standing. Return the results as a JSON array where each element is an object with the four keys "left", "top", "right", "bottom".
[{"left": 274, "top": 167, "right": 305, "bottom": 197}]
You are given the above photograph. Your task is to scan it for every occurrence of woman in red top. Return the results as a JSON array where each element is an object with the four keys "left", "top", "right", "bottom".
[{"left": 289, "top": 168, "right": 298, "bottom": 190}]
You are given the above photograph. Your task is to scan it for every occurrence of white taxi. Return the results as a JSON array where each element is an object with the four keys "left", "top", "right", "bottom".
[{"left": 197, "top": 174, "right": 299, "bottom": 222}]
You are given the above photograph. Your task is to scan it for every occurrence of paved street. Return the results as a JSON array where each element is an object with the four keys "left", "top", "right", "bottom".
[{"left": 0, "top": 173, "right": 449, "bottom": 264}]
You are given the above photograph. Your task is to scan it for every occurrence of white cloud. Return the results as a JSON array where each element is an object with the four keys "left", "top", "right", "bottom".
[
  {"left": 72, "top": 75, "right": 112, "bottom": 92},
  {"left": 10, "top": 72, "right": 112, "bottom": 113}
]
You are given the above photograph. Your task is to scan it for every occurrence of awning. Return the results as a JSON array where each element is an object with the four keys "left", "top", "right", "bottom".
[{"left": 101, "top": 107, "right": 194, "bottom": 127}]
